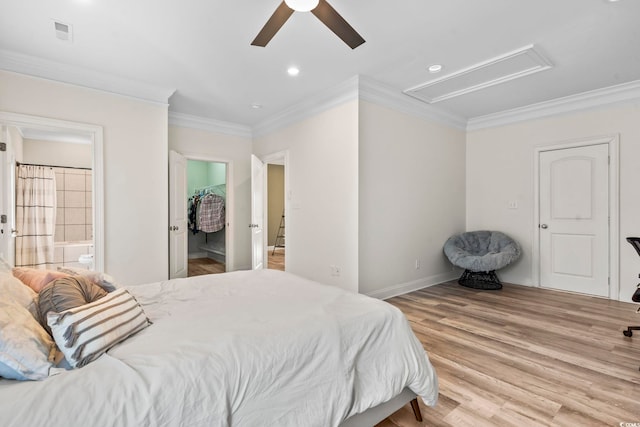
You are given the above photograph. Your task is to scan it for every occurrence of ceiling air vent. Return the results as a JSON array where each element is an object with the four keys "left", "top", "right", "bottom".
[
  {"left": 53, "top": 20, "right": 73, "bottom": 42},
  {"left": 404, "top": 45, "right": 552, "bottom": 104}
]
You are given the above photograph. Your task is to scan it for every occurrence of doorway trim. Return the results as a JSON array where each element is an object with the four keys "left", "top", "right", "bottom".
[
  {"left": 532, "top": 134, "right": 619, "bottom": 299},
  {"left": 0, "top": 111, "right": 104, "bottom": 272},
  {"left": 262, "top": 149, "right": 289, "bottom": 271},
  {"left": 179, "top": 151, "right": 234, "bottom": 272}
]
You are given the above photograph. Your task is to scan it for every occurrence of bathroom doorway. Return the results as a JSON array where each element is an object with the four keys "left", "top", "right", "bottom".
[{"left": 0, "top": 113, "right": 102, "bottom": 272}]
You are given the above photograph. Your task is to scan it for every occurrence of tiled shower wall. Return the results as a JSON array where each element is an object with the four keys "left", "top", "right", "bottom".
[{"left": 53, "top": 167, "right": 93, "bottom": 269}]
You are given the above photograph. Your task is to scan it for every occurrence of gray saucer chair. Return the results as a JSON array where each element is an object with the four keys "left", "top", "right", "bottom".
[{"left": 443, "top": 230, "right": 521, "bottom": 290}]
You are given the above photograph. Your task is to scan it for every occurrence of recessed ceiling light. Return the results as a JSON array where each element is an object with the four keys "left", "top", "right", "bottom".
[
  {"left": 428, "top": 64, "right": 443, "bottom": 74},
  {"left": 251, "top": 103, "right": 263, "bottom": 109},
  {"left": 287, "top": 66, "right": 300, "bottom": 76}
]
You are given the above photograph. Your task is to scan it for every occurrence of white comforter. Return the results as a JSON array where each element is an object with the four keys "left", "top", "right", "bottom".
[{"left": 0, "top": 269, "right": 438, "bottom": 427}]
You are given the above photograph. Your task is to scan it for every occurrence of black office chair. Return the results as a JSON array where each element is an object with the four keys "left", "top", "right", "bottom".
[{"left": 623, "top": 237, "right": 640, "bottom": 338}]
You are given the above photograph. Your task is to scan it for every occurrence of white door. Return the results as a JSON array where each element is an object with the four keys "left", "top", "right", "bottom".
[
  {"left": 169, "top": 150, "right": 188, "bottom": 278},
  {"left": 251, "top": 155, "right": 265, "bottom": 270},
  {"left": 0, "top": 127, "right": 8, "bottom": 262},
  {"left": 539, "top": 144, "right": 609, "bottom": 297},
  {"left": 0, "top": 127, "right": 16, "bottom": 266}
]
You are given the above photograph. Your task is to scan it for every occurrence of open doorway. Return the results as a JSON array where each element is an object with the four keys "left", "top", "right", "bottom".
[
  {"left": 267, "top": 163, "right": 285, "bottom": 271},
  {"left": 186, "top": 159, "right": 228, "bottom": 276},
  {"left": 263, "top": 151, "right": 288, "bottom": 272},
  {"left": 0, "top": 113, "right": 103, "bottom": 273}
]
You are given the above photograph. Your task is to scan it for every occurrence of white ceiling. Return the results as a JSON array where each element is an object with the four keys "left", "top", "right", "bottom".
[{"left": 1, "top": 0, "right": 639, "bottom": 128}]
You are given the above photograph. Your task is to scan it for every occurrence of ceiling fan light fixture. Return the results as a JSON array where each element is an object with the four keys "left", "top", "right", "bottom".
[{"left": 284, "top": 0, "right": 319, "bottom": 12}]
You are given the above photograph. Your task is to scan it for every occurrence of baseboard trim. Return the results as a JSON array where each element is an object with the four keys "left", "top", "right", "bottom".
[
  {"left": 188, "top": 252, "right": 207, "bottom": 259},
  {"left": 365, "top": 271, "right": 460, "bottom": 300}
]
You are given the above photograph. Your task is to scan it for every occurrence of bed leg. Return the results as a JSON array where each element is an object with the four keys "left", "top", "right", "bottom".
[{"left": 410, "top": 398, "right": 423, "bottom": 422}]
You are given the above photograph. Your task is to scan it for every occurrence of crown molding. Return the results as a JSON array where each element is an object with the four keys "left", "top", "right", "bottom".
[
  {"left": 358, "top": 76, "right": 468, "bottom": 130},
  {"left": 0, "top": 49, "right": 175, "bottom": 106},
  {"left": 5, "top": 45, "right": 636, "bottom": 135},
  {"left": 467, "top": 79, "right": 640, "bottom": 131},
  {"left": 252, "top": 76, "right": 360, "bottom": 138},
  {"left": 252, "top": 75, "right": 468, "bottom": 138},
  {"left": 168, "top": 112, "right": 252, "bottom": 138}
]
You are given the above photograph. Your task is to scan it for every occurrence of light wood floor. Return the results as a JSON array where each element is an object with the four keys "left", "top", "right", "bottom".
[
  {"left": 187, "top": 257, "right": 225, "bottom": 276},
  {"left": 377, "top": 281, "right": 640, "bottom": 426},
  {"left": 187, "top": 249, "right": 284, "bottom": 277},
  {"left": 268, "top": 248, "right": 285, "bottom": 271}
]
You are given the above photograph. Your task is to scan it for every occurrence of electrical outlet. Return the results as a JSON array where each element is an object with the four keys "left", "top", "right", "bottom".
[
  {"left": 330, "top": 265, "right": 341, "bottom": 277},
  {"left": 507, "top": 200, "right": 518, "bottom": 209},
  {"left": 415, "top": 259, "right": 420, "bottom": 269}
]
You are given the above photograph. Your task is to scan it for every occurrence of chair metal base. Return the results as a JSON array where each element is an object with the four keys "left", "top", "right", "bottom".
[{"left": 458, "top": 269, "right": 502, "bottom": 290}]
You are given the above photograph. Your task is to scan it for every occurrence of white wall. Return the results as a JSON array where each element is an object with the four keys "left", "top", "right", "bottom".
[
  {"left": 466, "top": 102, "right": 640, "bottom": 302},
  {"left": 0, "top": 70, "right": 169, "bottom": 285},
  {"left": 22, "top": 138, "right": 92, "bottom": 169},
  {"left": 358, "top": 101, "right": 466, "bottom": 297},
  {"left": 168, "top": 125, "right": 253, "bottom": 270},
  {"left": 253, "top": 101, "right": 359, "bottom": 293},
  {"left": 0, "top": 126, "right": 23, "bottom": 263},
  {"left": 8, "top": 126, "right": 24, "bottom": 162}
]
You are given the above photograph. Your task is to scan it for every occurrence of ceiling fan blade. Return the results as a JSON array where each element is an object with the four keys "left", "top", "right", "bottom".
[
  {"left": 311, "top": 0, "right": 365, "bottom": 49},
  {"left": 251, "top": 1, "right": 294, "bottom": 47}
]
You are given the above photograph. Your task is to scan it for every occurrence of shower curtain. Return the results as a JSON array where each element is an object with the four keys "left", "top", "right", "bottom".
[{"left": 15, "top": 165, "right": 57, "bottom": 269}]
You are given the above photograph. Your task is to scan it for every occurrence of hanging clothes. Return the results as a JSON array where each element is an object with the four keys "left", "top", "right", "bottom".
[
  {"left": 188, "top": 194, "right": 201, "bottom": 234},
  {"left": 198, "top": 193, "right": 225, "bottom": 233}
]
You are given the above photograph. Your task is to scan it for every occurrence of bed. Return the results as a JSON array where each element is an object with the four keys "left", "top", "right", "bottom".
[{"left": 0, "top": 269, "right": 438, "bottom": 426}]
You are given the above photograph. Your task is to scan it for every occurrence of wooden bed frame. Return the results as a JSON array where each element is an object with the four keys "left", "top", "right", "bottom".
[{"left": 339, "top": 388, "right": 422, "bottom": 426}]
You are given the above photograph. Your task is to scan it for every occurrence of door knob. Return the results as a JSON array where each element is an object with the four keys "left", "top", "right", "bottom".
[{"left": 540, "top": 224, "right": 548, "bottom": 229}]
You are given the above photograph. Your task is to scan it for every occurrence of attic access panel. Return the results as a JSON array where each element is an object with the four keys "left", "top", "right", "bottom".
[{"left": 404, "top": 45, "right": 553, "bottom": 104}]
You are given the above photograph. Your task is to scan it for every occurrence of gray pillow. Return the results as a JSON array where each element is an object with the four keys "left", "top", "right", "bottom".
[{"left": 37, "top": 276, "right": 107, "bottom": 335}]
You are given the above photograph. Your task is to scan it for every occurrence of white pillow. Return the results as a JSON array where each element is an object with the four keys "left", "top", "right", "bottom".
[
  {"left": 0, "top": 256, "right": 11, "bottom": 274},
  {"left": 48, "top": 288, "right": 151, "bottom": 368},
  {"left": 0, "top": 272, "right": 38, "bottom": 319},
  {"left": 0, "top": 300, "right": 56, "bottom": 381},
  {"left": 57, "top": 266, "right": 121, "bottom": 293}
]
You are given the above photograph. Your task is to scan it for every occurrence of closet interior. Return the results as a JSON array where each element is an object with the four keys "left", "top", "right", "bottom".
[{"left": 187, "top": 160, "right": 226, "bottom": 273}]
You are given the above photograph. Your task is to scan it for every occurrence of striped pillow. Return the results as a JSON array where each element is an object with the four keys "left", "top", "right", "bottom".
[{"left": 47, "top": 288, "right": 151, "bottom": 368}]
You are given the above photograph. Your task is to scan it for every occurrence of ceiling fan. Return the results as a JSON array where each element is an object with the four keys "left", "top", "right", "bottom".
[{"left": 251, "top": 0, "right": 365, "bottom": 49}]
